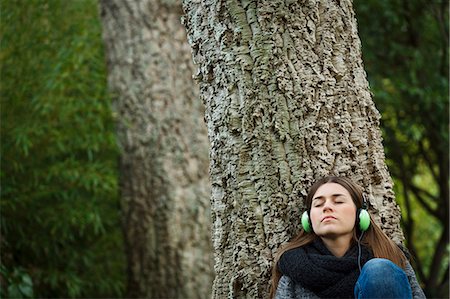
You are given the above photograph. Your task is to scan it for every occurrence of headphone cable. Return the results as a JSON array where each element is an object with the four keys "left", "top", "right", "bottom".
[{"left": 357, "top": 230, "right": 365, "bottom": 272}]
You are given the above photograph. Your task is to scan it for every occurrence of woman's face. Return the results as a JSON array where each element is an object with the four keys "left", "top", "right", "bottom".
[{"left": 309, "top": 182, "right": 357, "bottom": 240}]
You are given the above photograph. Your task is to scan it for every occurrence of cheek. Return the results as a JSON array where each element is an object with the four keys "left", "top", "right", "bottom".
[
  {"left": 343, "top": 206, "right": 357, "bottom": 222},
  {"left": 309, "top": 208, "right": 321, "bottom": 224}
]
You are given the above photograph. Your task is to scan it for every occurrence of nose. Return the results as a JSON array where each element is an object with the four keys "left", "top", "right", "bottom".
[{"left": 322, "top": 199, "right": 333, "bottom": 212}]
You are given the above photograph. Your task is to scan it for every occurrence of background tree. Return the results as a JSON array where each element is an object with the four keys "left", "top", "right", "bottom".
[
  {"left": 182, "top": 0, "right": 405, "bottom": 297},
  {"left": 1, "top": 0, "right": 124, "bottom": 297},
  {"left": 99, "top": 0, "right": 213, "bottom": 298},
  {"left": 355, "top": 1, "right": 449, "bottom": 297}
]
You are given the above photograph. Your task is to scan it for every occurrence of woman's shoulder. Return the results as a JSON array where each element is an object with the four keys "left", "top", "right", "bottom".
[
  {"left": 396, "top": 243, "right": 412, "bottom": 260},
  {"left": 402, "top": 261, "right": 427, "bottom": 299},
  {"left": 275, "top": 275, "right": 320, "bottom": 299}
]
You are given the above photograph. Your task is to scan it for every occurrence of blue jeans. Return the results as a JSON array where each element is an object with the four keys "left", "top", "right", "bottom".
[{"left": 354, "top": 258, "right": 412, "bottom": 299}]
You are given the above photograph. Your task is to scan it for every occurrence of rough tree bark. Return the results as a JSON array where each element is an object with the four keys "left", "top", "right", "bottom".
[
  {"left": 100, "top": 1, "right": 213, "bottom": 298},
  {"left": 182, "top": 0, "right": 405, "bottom": 297}
]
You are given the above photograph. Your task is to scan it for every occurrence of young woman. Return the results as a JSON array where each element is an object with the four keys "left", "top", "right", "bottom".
[{"left": 270, "top": 176, "right": 425, "bottom": 299}]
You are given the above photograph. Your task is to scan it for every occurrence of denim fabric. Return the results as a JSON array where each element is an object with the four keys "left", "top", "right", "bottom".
[{"left": 354, "top": 258, "right": 412, "bottom": 299}]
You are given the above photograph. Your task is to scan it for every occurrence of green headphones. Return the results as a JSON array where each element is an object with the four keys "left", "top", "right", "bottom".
[{"left": 301, "top": 194, "right": 371, "bottom": 233}]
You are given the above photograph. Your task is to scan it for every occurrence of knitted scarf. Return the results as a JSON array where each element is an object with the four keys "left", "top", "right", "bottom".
[{"left": 278, "top": 239, "right": 373, "bottom": 298}]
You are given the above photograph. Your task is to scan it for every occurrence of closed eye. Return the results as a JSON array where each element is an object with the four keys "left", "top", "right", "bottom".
[{"left": 312, "top": 200, "right": 324, "bottom": 207}]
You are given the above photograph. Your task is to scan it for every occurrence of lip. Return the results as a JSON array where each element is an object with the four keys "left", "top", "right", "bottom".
[{"left": 321, "top": 216, "right": 337, "bottom": 222}]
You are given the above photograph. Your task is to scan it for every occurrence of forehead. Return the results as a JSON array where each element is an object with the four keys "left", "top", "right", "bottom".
[{"left": 313, "top": 183, "right": 351, "bottom": 198}]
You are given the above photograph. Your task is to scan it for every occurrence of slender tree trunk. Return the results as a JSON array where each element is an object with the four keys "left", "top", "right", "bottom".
[
  {"left": 182, "top": 0, "right": 404, "bottom": 297},
  {"left": 99, "top": 1, "right": 213, "bottom": 298}
]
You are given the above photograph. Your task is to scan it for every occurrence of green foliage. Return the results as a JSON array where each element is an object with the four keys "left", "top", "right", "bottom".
[
  {"left": 0, "top": 0, "right": 125, "bottom": 297},
  {"left": 354, "top": 0, "right": 449, "bottom": 297},
  {"left": 0, "top": 266, "right": 34, "bottom": 298}
]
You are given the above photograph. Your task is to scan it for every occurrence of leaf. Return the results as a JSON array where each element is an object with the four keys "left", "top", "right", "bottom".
[{"left": 8, "top": 285, "right": 23, "bottom": 299}]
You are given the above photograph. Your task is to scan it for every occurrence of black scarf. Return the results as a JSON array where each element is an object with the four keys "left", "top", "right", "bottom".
[{"left": 278, "top": 239, "right": 373, "bottom": 298}]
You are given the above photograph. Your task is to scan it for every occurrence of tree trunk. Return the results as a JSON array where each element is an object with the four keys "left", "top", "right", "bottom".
[
  {"left": 182, "top": 0, "right": 404, "bottom": 297},
  {"left": 99, "top": 1, "right": 213, "bottom": 298}
]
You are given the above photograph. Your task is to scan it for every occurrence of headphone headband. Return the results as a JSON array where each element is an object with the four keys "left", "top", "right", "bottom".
[{"left": 362, "top": 194, "right": 368, "bottom": 210}]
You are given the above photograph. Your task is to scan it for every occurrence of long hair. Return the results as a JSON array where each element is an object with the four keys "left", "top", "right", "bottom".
[{"left": 269, "top": 176, "right": 407, "bottom": 298}]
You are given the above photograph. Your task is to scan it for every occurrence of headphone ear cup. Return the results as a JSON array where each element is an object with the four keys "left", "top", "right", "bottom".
[
  {"left": 301, "top": 211, "right": 312, "bottom": 233},
  {"left": 358, "top": 209, "right": 370, "bottom": 231}
]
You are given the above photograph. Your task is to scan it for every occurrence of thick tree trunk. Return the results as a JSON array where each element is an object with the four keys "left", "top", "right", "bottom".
[
  {"left": 182, "top": 0, "right": 404, "bottom": 297},
  {"left": 99, "top": 1, "right": 213, "bottom": 298}
]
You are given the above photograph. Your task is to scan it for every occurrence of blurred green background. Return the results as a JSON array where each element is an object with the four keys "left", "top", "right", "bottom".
[
  {"left": 1, "top": 0, "right": 123, "bottom": 297},
  {"left": 1, "top": 0, "right": 448, "bottom": 298}
]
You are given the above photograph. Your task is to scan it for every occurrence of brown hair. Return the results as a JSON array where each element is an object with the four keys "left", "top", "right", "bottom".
[{"left": 269, "top": 176, "right": 407, "bottom": 298}]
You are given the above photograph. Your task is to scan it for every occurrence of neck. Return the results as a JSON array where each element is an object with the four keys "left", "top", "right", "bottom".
[{"left": 320, "top": 235, "right": 353, "bottom": 257}]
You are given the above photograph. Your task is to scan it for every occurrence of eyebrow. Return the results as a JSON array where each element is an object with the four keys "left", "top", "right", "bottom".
[{"left": 312, "top": 194, "right": 347, "bottom": 201}]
